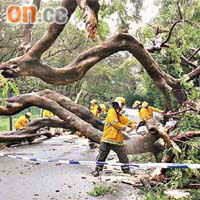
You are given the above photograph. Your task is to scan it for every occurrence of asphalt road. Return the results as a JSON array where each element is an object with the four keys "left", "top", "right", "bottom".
[{"left": 0, "top": 133, "right": 142, "bottom": 200}]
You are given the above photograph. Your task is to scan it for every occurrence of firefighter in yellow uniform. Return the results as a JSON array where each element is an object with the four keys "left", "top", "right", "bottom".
[
  {"left": 136, "top": 101, "right": 163, "bottom": 131},
  {"left": 142, "top": 101, "right": 163, "bottom": 121},
  {"left": 88, "top": 99, "right": 100, "bottom": 148},
  {"left": 42, "top": 110, "right": 54, "bottom": 131},
  {"left": 132, "top": 100, "right": 148, "bottom": 131},
  {"left": 15, "top": 112, "right": 32, "bottom": 130},
  {"left": 43, "top": 110, "right": 54, "bottom": 118},
  {"left": 132, "top": 100, "right": 141, "bottom": 110},
  {"left": 89, "top": 99, "right": 99, "bottom": 118},
  {"left": 98, "top": 104, "right": 107, "bottom": 121},
  {"left": 93, "top": 97, "right": 134, "bottom": 176},
  {"left": 99, "top": 104, "right": 106, "bottom": 113}
]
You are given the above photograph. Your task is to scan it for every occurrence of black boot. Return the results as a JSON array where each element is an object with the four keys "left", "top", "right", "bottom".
[
  {"left": 89, "top": 142, "right": 96, "bottom": 149},
  {"left": 91, "top": 168, "right": 102, "bottom": 177}
]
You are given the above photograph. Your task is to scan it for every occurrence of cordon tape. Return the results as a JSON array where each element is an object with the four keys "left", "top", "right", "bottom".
[{"left": 0, "top": 152, "right": 200, "bottom": 169}]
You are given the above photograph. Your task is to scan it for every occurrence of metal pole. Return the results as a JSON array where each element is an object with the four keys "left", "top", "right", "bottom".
[
  {"left": 8, "top": 90, "right": 13, "bottom": 131},
  {"left": 9, "top": 116, "right": 12, "bottom": 131}
]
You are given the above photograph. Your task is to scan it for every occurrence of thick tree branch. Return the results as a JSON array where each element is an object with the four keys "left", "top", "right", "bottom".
[
  {"left": 151, "top": 131, "right": 200, "bottom": 180},
  {"left": 165, "top": 108, "right": 191, "bottom": 116},
  {"left": 37, "top": 90, "right": 104, "bottom": 131},
  {"left": 0, "top": 90, "right": 102, "bottom": 142},
  {"left": 187, "top": 65, "right": 200, "bottom": 81},
  {"left": 19, "top": 0, "right": 41, "bottom": 53},
  {"left": 0, "top": 132, "right": 51, "bottom": 144},
  {"left": 27, "top": 0, "right": 78, "bottom": 58},
  {"left": 0, "top": 33, "right": 183, "bottom": 108},
  {"left": 1, "top": 118, "right": 71, "bottom": 136}
]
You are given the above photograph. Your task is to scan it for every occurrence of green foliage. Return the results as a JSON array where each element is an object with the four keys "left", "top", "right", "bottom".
[
  {"left": 0, "top": 117, "right": 9, "bottom": 132},
  {"left": 82, "top": 57, "right": 138, "bottom": 105},
  {"left": 165, "top": 143, "right": 200, "bottom": 189},
  {"left": 97, "top": 19, "right": 110, "bottom": 39},
  {"left": 135, "top": 72, "right": 164, "bottom": 109},
  {"left": 143, "top": 187, "right": 200, "bottom": 200},
  {"left": 88, "top": 184, "right": 113, "bottom": 197},
  {"left": 130, "top": 152, "right": 156, "bottom": 163},
  {"left": 0, "top": 0, "right": 21, "bottom": 62},
  {"left": 176, "top": 112, "right": 200, "bottom": 132},
  {"left": 0, "top": 71, "right": 19, "bottom": 100},
  {"left": 98, "top": 0, "right": 142, "bottom": 33},
  {"left": 189, "top": 190, "right": 200, "bottom": 200},
  {"left": 142, "top": 185, "right": 167, "bottom": 200}
]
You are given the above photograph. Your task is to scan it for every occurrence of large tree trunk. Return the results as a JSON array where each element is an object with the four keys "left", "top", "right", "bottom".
[
  {"left": 0, "top": 0, "right": 200, "bottom": 167},
  {"left": 0, "top": 96, "right": 180, "bottom": 159},
  {"left": 0, "top": 118, "right": 69, "bottom": 145},
  {"left": 0, "top": 90, "right": 102, "bottom": 143}
]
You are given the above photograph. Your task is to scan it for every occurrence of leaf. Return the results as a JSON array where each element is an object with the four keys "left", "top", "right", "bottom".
[
  {"left": 9, "top": 82, "right": 20, "bottom": 96},
  {"left": 2, "top": 83, "right": 9, "bottom": 99}
]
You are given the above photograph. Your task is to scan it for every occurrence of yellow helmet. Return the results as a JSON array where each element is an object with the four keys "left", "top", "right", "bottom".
[
  {"left": 25, "top": 112, "right": 32, "bottom": 118},
  {"left": 114, "top": 97, "right": 126, "bottom": 104},
  {"left": 113, "top": 97, "right": 126, "bottom": 109},
  {"left": 132, "top": 100, "right": 141, "bottom": 108},
  {"left": 90, "top": 99, "right": 97, "bottom": 105},
  {"left": 99, "top": 104, "right": 106, "bottom": 112},
  {"left": 142, "top": 101, "right": 149, "bottom": 108}
]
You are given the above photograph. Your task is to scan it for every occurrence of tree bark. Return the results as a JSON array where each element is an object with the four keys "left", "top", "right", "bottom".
[
  {"left": 19, "top": 0, "right": 42, "bottom": 53},
  {"left": 151, "top": 131, "right": 200, "bottom": 180},
  {"left": 0, "top": 90, "right": 102, "bottom": 143},
  {"left": 0, "top": 33, "right": 187, "bottom": 109},
  {"left": 1, "top": 118, "right": 71, "bottom": 136}
]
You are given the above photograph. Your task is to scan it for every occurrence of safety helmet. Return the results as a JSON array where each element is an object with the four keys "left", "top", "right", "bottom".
[
  {"left": 113, "top": 97, "right": 126, "bottom": 109},
  {"left": 132, "top": 100, "right": 141, "bottom": 108},
  {"left": 25, "top": 112, "right": 32, "bottom": 118},
  {"left": 142, "top": 101, "right": 149, "bottom": 108},
  {"left": 114, "top": 97, "right": 126, "bottom": 104},
  {"left": 90, "top": 99, "right": 97, "bottom": 105},
  {"left": 99, "top": 104, "right": 106, "bottom": 113}
]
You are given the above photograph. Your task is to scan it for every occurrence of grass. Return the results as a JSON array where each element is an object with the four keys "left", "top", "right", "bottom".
[
  {"left": 88, "top": 184, "right": 113, "bottom": 197},
  {"left": 0, "top": 107, "right": 41, "bottom": 132},
  {"left": 0, "top": 117, "right": 9, "bottom": 132}
]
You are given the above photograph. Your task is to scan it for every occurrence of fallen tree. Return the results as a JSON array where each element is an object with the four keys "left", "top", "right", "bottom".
[
  {"left": 0, "top": 0, "right": 200, "bottom": 183},
  {"left": 1, "top": 0, "right": 200, "bottom": 110},
  {"left": 0, "top": 92, "right": 192, "bottom": 161}
]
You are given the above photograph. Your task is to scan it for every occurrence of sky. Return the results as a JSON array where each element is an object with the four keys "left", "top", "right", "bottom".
[
  {"left": 142, "top": 0, "right": 160, "bottom": 24},
  {"left": 73, "top": 0, "right": 160, "bottom": 35},
  {"left": 22, "top": 0, "right": 160, "bottom": 35}
]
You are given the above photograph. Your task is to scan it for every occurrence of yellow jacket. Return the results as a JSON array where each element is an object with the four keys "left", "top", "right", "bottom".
[
  {"left": 15, "top": 116, "right": 29, "bottom": 129},
  {"left": 139, "top": 108, "right": 149, "bottom": 122},
  {"left": 90, "top": 104, "right": 99, "bottom": 118},
  {"left": 146, "top": 106, "right": 162, "bottom": 119},
  {"left": 43, "top": 110, "right": 54, "bottom": 118},
  {"left": 101, "top": 108, "right": 130, "bottom": 145}
]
